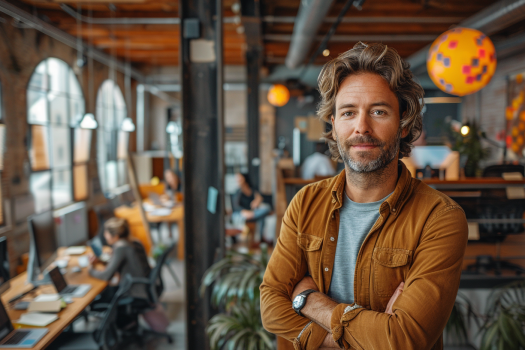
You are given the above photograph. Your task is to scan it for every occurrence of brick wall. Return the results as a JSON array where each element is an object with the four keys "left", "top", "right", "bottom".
[{"left": 0, "top": 16, "right": 137, "bottom": 276}]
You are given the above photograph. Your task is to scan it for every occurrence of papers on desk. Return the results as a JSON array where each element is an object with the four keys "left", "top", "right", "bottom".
[
  {"left": 34, "top": 294, "right": 60, "bottom": 302},
  {"left": 15, "top": 313, "right": 58, "bottom": 327},
  {"left": 77, "top": 256, "right": 89, "bottom": 268},
  {"left": 65, "top": 246, "right": 87, "bottom": 255}
]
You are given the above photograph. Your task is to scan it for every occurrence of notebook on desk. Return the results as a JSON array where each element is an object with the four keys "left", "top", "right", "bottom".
[{"left": 0, "top": 299, "right": 48, "bottom": 348}]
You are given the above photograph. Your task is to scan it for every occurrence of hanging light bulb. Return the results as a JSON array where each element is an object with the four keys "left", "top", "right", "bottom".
[
  {"left": 121, "top": 117, "right": 136, "bottom": 132},
  {"left": 79, "top": 113, "right": 98, "bottom": 129},
  {"left": 460, "top": 125, "right": 470, "bottom": 136}
]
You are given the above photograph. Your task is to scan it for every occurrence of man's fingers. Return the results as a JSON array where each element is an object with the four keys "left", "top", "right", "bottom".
[{"left": 385, "top": 282, "right": 405, "bottom": 315}]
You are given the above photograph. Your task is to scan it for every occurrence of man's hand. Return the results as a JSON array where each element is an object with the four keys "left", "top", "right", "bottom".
[
  {"left": 385, "top": 282, "right": 404, "bottom": 315},
  {"left": 292, "top": 276, "right": 319, "bottom": 301}
]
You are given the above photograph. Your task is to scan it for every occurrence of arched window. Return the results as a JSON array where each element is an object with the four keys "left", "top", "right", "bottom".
[
  {"left": 0, "top": 83, "right": 5, "bottom": 225},
  {"left": 27, "top": 58, "right": 85, "bottom": 211},
  {"left": 96, "top": 80, "right": 128, "bottom": 194}
]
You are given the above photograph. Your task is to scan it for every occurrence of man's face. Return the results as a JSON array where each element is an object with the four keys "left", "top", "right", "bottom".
[{"left": 331, "top": 73, "right": 407, "bottom": 173}]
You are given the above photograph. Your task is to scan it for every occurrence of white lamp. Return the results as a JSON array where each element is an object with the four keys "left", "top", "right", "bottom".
[
  {"left": 121, "top": 117, "right": 136, "bottom": 132},
  {"left": 79, "top": 113, "right": 98, "bottom": 130},
  {"left": 166, "top": 121, "right": 181, "bottom": 134}
]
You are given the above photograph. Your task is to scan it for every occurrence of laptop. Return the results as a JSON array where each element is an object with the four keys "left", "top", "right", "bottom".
[
  {"left": 0, "top": 299, "right": 47, "bottom": 348},
  {"left": 48, "top": 266, "right": 91, "bottom": 298}
]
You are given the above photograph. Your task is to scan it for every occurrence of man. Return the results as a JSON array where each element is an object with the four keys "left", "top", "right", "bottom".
[
  {"left": 260, "top": 42, "right": 468, "bottom": 350},
  {"left": 301, "top": 142, "right": 337, "bottom": 180}
]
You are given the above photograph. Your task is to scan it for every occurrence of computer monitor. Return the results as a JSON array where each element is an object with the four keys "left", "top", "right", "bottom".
[
  {"left": 27, "top": 211, "right": 58, "bottom": 285},
  {"left": 0, "top": 238, "right": 9, "bottom": 295}
]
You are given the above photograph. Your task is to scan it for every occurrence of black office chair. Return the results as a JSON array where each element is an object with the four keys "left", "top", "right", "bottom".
[
  {"left": 482, "top": 163, "right": 525, "bottom": 177},
  {"left": 117, "top": 243, "right": 175, "bottom": 345},
  {"left": 48, "top": 277, "right": 134, "bottom": 350}
]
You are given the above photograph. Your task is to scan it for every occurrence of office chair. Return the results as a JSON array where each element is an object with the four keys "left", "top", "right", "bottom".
[
  {"left": 48, "top": 277, "right": 134, "bottom": 350},
  {"left": 117, "top": 243, "right": 175, "bottom": 345},
  {"left": 90, "top": 244, "right": 175, "bottom": 345}
]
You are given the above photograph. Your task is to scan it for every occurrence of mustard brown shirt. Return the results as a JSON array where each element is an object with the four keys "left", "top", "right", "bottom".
[{"left": 260, "top": 162, "right": 468, "bottom": 350}]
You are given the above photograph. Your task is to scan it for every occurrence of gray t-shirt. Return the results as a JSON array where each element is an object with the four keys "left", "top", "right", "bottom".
[{"left": 327, "top": 192, "right": 392, "bottom": 304}]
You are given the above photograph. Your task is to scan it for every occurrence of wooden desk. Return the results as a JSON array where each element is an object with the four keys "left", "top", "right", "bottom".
[
  {"left": 114, "top": 203, "right": 185, "bottom": 260},
  {"left": 0, "top": 250, "right": 108, "bottom": 350}
]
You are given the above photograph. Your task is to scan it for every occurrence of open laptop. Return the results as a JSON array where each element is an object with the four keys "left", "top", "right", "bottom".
[
  {"left": 88, "top": 238, "right": 110, "bottom": 263},
  {"left": 48, "top": 266, "right": 91, "bottom": 298},
  {"left": 0, "top": 299, "right": 47, "bottom": 348}
]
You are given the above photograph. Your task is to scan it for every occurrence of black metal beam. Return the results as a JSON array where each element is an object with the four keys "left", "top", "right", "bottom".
[
  {"left": 242, "top": 0, "right": 262, "bottom": 190},
  {"left": 180, "top": 0, "right": 224, "bottom": 349}
]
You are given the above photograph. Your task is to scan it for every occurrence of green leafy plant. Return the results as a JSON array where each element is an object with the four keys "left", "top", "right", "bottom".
[
  {"left": 479, "top": 280, "right": 525, "bottom": 350},
  {"left": 445, "top": 292, "right": 480, "bottom": 346},
  {"left": 448, "top": 120, "right": 490, "bottom": 177},
  {"left": 200, "top": 245, "right": 274, "bottom": 350}
]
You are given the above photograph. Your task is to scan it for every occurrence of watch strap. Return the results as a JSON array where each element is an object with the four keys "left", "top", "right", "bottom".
[{"left": 293, "top": 289, "right": 317, "bottom": 316}]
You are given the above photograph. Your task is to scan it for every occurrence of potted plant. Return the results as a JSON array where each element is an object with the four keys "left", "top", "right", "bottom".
[
  {"left": 446, "top": 120, "right": 490, "bottom": 177},
  {"left": 200, "top": 245, "right": 274, "bottom": 350}
]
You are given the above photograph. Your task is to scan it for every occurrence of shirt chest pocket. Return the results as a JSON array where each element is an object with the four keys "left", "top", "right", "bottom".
[
  {"left": 297, "top": 233, "right": 323, "bottom": 280},
  {"left": 372, "top": 247, "right": 412, "bottom": 299}
]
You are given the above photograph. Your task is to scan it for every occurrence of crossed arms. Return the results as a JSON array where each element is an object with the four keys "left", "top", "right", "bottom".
[{"left": 260, "top": 192, "right": 469, "bottom": 350}]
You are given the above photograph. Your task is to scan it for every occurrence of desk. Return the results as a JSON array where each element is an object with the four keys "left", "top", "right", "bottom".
[
  {"left": 114, "top": 203, "right": 185, "bottom": 260},
  {"left": 0, "top": 250, "right": 108, "bottom": 350}
]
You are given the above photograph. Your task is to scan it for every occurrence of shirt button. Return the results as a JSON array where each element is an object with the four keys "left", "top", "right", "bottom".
[
  {"left": 332, "top": 199, "right": 336, "bottom": 204},
  {"left": 330, "top": 237, "right": 335, "bottom": 241},
  {"left": 392, "top": 208, "right": 397, "bottom": 212},
  {"left": 325, "top": 267, "right": 329, "bottom": 272}
]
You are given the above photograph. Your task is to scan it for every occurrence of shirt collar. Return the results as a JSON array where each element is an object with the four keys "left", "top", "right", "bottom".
[{"left": 331, "top": 161, "right": 413, "bottom": 215}]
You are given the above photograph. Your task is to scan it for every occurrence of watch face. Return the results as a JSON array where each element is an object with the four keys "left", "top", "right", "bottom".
[{"left": 293, "top": 296, "right": 304, "bottom": 310}]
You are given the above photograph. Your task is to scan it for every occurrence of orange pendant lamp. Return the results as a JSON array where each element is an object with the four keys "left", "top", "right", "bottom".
[
  {"left": 427, "top": 27, "right": 497, "bottom": 96},
  {"left": 267, "top": 84, "right": 290, "bottom": 107}
]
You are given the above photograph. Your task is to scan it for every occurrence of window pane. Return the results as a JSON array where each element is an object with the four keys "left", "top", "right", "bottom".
[
  {"left": 48, "top": 58, "right": 69, "bottom": 93},
  {"left": 73, "top": 164, "right": 88, "bottom": 201},
  {"left": 30, "top": 171, "right": 52, "bottom": 213},
  {"left": 117, "top": 131, "right": 128, "bottom": 160},
  {"left": 50, "top": 126, "right": 71, "bottom": 168},
  {"left": 68, "top": 70, "right": 83, "bottom": 98},
  {"left": 28, "top": 61, "right": 48, "bottom": 91},
  {"left": 74, "top": 128, "right": 91, "bottom": 163},
  {"left": 105, "top": 161, "right": 118, "bottom": 191},
  {"left": 27, "top": 89, "right": 48, "bottom": 125},
  {"left": 105, "top": 131, "right": 117, "bottom": 161},
  {"left": 30, "top": 125, "right": 50, "bottom": 171},
  {"left": 49, "top": 92, "right": 69, "bottom": 125},
  {"left": 69, "top": 98, "right": 84, "bottom": 127},
  {"left": 118, "top": 160, "right": 127, "bottom": 187},
  {"left": 52, "top": 169, "right": 72, "bottom": 208}
]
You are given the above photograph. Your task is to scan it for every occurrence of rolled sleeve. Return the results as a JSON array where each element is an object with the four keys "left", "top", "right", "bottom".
[{"left": 292, "top": 322, "right": 329, "bottom": 350}]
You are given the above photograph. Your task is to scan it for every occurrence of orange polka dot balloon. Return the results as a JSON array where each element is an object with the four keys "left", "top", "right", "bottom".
[{"left": 427, "top": 28, "right": 497, "bottom": 96}]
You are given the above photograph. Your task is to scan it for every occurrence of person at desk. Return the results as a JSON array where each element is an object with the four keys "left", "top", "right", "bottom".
[
  {"left": 301, "top": 142, "right": 337, "bottom": 180},
  {"left": 164, "top": 168, "right": 182, "bottom": 196},
  {"left": 232, "top": 173, "right": 271, "bottom": 241},
  {"left": 89, "top": 218, "right": 151, "bottom": 299}
]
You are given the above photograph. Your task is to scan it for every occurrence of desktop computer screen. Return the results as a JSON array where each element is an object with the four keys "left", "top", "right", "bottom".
[
  {"left": 0, "top": 237, "right": 9, "bottom": 295},
  {"left": 27, "top": 211, "right": 58, "bottom": 284}
]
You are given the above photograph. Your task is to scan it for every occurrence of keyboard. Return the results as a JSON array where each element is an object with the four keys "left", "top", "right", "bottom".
[
  {"left": 61, "top": 286, "right": 78, "bottom": 294},
  {"left": 3, "top": 331, "right": 30, "bottom": 345}
]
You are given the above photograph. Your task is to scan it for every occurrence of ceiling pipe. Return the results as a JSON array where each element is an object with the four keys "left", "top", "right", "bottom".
[
  {"left": 60, "top": 4, "right": 180, "bottom": 25},
  {"left": 284, "top": 0, "right": 337, "bottom": 69},
  {"left": 407, "top": 0, "right": 525, "bottom": 75},
  {"left": 265, "top": 34, "right": 437, "bottom": 42}
]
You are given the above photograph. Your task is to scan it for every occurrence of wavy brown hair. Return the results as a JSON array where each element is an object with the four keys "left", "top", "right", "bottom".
[{"left": 317, "top": 42, "right": 424, "bottom": 160}]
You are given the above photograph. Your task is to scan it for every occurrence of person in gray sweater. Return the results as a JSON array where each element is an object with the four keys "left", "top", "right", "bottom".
[{"left": 89, "top": 217, "right": 151, "bottom": 299}]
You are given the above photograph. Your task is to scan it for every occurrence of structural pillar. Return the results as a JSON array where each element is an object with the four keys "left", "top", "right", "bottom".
[
  {"left": 179, "top": 0, "right": 225, "bottom": 348},
  {"left": 242, "top": 0, "right": 262, "bottom": 189}
]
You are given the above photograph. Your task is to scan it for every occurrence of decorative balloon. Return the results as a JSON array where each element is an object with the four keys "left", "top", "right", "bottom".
[
  {"left": 427, "top": 27, "right": 497, "bottom": 96},
  {"left": 267, "top": 84, "right": 290, "bottom": 107}
]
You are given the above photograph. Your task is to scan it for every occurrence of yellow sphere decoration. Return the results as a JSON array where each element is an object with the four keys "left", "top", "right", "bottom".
[
  {"left": 427, "top": 27, "right": 496, "bottom": 96},
  {"left": 267, "top": 84, "right": 290, "bottom": 107}
]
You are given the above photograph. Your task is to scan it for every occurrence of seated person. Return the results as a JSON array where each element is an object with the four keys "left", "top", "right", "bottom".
[
  {"left": 164, "top": 168, "right": 181, "bottom": 194},
  {"left": 89, "top": 218, "right": 151, "bottom": 299},
  {"left": 232, "top": 173, "right": 271, "bottom": 241},
  {"left": 301, "top": 141, "right": 336, "bottom": 180}
]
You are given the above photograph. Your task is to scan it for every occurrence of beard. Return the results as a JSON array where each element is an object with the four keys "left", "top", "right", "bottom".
[{"left": 335, "top": 127, "right": 402, "bottom": 174}]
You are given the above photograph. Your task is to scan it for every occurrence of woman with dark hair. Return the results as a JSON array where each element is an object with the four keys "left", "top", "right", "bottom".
[
  {"left": 232, "top": 173, "right": 271, "bottom": 241},
  {"left": 89, "top": 218, "right": 151, "bottom": 299}
]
